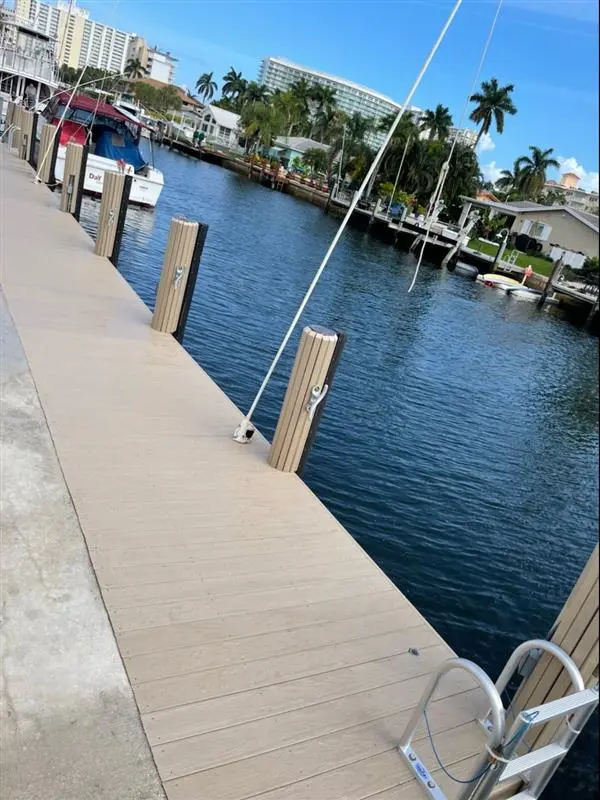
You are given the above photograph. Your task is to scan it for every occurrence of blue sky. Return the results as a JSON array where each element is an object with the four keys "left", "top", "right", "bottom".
[{"left": 86, "top": 0, "right": 598, "bottom": 190}]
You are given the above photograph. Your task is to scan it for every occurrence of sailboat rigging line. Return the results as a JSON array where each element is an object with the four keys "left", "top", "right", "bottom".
[
  {"left": 233, "top": 0, "right": 464, "bottom": 442},
  {"left": 407, "top": 0, "right": 504, "bottom": 294}
]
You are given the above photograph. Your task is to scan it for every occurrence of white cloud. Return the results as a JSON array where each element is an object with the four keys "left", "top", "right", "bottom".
[
  {"left": 552, "top": 156, "right": 599, "bottom": 193},
  {"left": 477, "top": 133, "right": 495, "bottom": 153},
  {"left": 481, "top": 161, "right": 504, "bottom": 184}
]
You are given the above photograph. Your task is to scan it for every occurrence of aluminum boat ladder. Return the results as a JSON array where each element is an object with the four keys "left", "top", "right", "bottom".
[{"left": 398, "top": 639, "right": 598, "bottom": 800}]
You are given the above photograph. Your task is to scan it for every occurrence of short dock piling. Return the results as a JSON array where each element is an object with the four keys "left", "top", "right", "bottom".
[
  {"left": 94, "top": 171, "right": 132, "bottom": 266},
  {"left": 151, "top": 218, "right": 207, "bottom": 339},
  {"left": 36, "top": 123, "right": 60, "bottom": 187},
  {"left": 59, "top": 142, "right": 88, "bottom": 220},
  {"left": 267, "top": 325, "right": 339, "bottom": 473}
]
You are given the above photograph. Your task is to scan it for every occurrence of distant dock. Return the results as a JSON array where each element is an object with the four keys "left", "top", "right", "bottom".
[{"left": 2, "top": 148, "right": 491, "bottom": 798}]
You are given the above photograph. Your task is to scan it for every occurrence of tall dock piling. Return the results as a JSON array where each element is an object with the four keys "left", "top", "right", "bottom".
[
  {"left": 151, "top": 218, "right": 208, "bottom": 340},
  {"left": 59, "top": 142, "right": 88, "bottom": 220},
  {"left": 36, "top": 123, "right": 60, "bottom": 188},
  {"left": 94, "top": 171, "right": 132, "bottom": 266},
  {"left": 508, "top": 544, "right": 599, "bottom": 750},
  {"left": 268, "top": 325, "right": 342, "bottom": 473}
]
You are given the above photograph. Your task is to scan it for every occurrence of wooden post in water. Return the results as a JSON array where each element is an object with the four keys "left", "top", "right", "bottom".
[
  {"left": 151, "top": 218, "right": 207, "bottom": 339},
  {"left": 508, "top": 543, "right": 599, "bottom": 751},
  {"left": 537, "top": 258, "right": 564, "bottom": 308},
  {"left": 59, "top": 142, "right": 88, "bottom": 219},
  {"left": 267, "top": 326, "right": 339, "bottom": 473},
  {"left": 94, "top": 171, "right": 132, "bottom": 266},
  {"left": 37, "top": 123, "right": 60, "bottom": 187}
]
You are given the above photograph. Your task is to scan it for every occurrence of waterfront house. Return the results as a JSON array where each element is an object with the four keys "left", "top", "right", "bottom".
[
  {"left": 269, "top": 136, "right": 330, "bottom": 170},
  {"left": 199, "top": 105, "right": 242, "bottom": 151},
  {"left": 461, "top": 196, "right": 599, "bottom": 260}
]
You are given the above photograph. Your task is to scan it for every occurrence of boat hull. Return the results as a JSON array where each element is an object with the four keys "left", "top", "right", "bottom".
[
  {"left": 54, "top": 147, "right": 164, "bottom": 208},
  {"left": 476, "top": 273, "right": 522, "bottom": 289}
]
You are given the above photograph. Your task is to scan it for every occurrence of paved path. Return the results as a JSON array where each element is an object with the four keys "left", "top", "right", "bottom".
[{"left": 1, "top": 152, "right": 487, "bottom": 800}]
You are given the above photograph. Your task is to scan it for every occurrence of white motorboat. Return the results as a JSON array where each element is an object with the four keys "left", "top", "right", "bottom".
[
  {"left": 45, "top": 91, "right": 164, "bottom": 208},
  {"left": 476, "top": 273, "right": 522, "bottom": 289},
  {"left": 503, "top": 286, "right": 560, "bottom": 305}
]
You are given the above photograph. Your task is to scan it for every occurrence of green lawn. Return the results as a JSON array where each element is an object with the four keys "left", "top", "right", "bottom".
[{"left": 468, "top": 238, "right": 554, "bottom": 277}]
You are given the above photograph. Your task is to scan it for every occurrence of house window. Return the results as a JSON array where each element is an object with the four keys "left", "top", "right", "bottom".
[
  {"left": 201, "top": 123, "right": 208, "bottom": 131},
  {"left": 521, "top": 219, "right": 552, "bottom": 241},
  {"left": 218, "top": 125, "right": 229, "bottom": 136}
]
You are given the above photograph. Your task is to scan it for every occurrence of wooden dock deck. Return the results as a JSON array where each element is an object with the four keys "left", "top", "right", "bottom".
[{"left": 1, "top": 153, "right": 489, "bottom": 799}]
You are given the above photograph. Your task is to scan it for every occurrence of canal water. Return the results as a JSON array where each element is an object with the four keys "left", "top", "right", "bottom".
[{"left": 79, "top": 146, "right": 598, "bottom": 797}]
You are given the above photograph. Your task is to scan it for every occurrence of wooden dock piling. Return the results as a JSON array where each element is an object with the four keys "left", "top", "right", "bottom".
[
  {"left": 59, "top": 142, "right": 88, "bottom": 220},
  {"left": 508, "top": 544, "right": 599, "bottom": 750},
  {"left": 36, "top": 123, "right": 60, "bottom": 187},
  {"left": 268, "top": 325, "right": 339, "bottom": 473},
  {"left": 94, "top": 171, "right": 132, "bottom": 265},
  {"left": 151, "top": 218, "right": 205, "bottom": 337}
]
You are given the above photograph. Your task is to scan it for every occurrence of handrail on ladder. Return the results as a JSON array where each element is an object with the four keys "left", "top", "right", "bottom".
[
  {"left": 480, "top": 638, "right": 585, "bottom": 733},
  {"left": 398, "top": 658, "right": 505, "bottom": 799}
]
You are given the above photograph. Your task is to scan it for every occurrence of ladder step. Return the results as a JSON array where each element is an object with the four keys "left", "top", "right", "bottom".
[
  {"left": 499, "top": 744, "right": 568, "bottom": 782},
  {"left": 521, "top": 688, "right": 598, "bottom": 725},
  {"left": 508, "top": 793, "right": 535, "bottom": 799}
]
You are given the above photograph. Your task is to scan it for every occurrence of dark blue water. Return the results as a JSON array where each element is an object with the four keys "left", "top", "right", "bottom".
[{"left": 79, "top": 147, "right": 599, "bottom": 797}]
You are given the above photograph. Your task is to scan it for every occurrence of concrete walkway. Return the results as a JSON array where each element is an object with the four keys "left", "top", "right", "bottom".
[
  {"left": 0, "top": 291, "right": 165, "bottom": 800},
  {"left": 1, "top": 152, "right": 488, "bottom": 800}
]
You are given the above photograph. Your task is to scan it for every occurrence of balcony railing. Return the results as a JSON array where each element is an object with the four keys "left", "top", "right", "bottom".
[{"left": 0, "top": 48, "right": 59, "bottom": 85}]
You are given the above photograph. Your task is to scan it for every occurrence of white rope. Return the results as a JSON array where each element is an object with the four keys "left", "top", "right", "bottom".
[
  {"left": 407, "top": 0, "right": 503, "bottom": 293},
  {"left": 234, "top": 0, "right": 464, "bottom": 439}
]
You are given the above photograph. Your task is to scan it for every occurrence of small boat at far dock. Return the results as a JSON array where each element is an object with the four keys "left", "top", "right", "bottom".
[
  {"left": 476, "top": 273, "right": 522, "bottom": 289},
  {"left": 44, "top": 91, "right": 164, "bottom": 208}
]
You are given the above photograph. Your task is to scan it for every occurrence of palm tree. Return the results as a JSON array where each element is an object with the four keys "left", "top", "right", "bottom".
[
  {"left": 469, "top": 77, "right": 517, "bottom": 146},
  {"left": 302, "top": 147, "right": 329, "bottom": 176},
  {"left": 124, "top": 58, "right": 147, "bottom": 80},
  {"left": 272, "top": 89, "right": 304, "bottom": 137},
  {"left": 222, "top": 67, "right": 246, "bottom": 99},
  {"left": 421, "top": 104, "right": 453, "bottom": 141},
  {"left": 290, "top": 79, "right": 313, "bottom": 115},
  {"left": 195, "top": 72, "right": 217, "bottom": 103},
  {"left": 495, "top": 159, "right": 522, "bottom": 196},
  {"left": 239, "top": 101, "right": 285, "bottom": 151},
  {"left": 515, "top": 146, "right": 560, "bottom": 199}
]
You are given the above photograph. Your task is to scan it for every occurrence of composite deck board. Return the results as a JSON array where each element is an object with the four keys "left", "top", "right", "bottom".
[{"left": 1, "top": 154, "right": 487, "bottom": 799}]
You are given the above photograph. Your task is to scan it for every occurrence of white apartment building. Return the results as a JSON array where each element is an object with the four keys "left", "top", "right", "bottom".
[
  {"left": 127, "top": 36, "right": 177, "bottom": 83},
  {"left": 545, "top": 174, "right": 599, "bottom": 216},
  {"left": 14, "top": 0, "right": 130, "bottom": 73},
  {"left": 448, "top": 126, "right": 478, "bottom": 148},
  {"left": 259, "top": 56, "right": 422, "bottom": 149}
]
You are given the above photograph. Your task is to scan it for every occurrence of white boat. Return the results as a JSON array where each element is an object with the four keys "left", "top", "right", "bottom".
[
  {"left": 45, "top": 91, "right": 164, "bottom": 208},
  {"left": 0, "top": 8, "right": 59, "bottom": 123},
  {"left": 476, "top": 273, "right": 522, "bottom": 289},
  {"left": 503, "top": 286, "right": 560, "bottom": 305}
]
